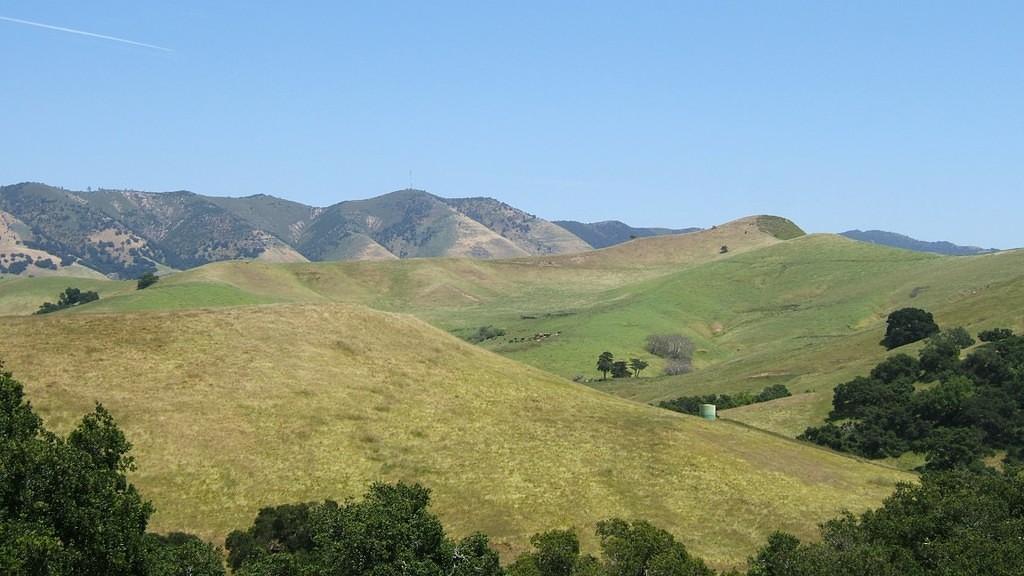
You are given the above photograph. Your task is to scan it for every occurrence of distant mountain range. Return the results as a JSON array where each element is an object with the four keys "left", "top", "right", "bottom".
[
  {"left": 840, "top": 230, "right": 998, "bottom": 256},
  {"left": 0, "top": 183, "right": 665, "bottom": 278},
  {"left": 552, "top": 220, "right": 700, "bottom": 249},
  {"left": 0, "top": 182, "right": 1002, "bottom": 279}
]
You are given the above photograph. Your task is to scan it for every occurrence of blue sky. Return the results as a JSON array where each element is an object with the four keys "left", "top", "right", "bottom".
[{"left": 1, "top": 1, "right": 1021, "bottom": 248}]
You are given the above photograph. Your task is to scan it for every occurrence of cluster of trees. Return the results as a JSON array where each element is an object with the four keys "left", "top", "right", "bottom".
[
  {"left": 7, "top": 361, "right": 1024, "bottom": 575},
  {"left": 659, "top": 385, "right": 791, "bottom": 416},
  {"left": 802, "top": 318, "right": 1024, "bottom": 470},
  {"left": 467, "top": 325, "right": 506, "bottom": 343},
  {"left": 0, "top": 254, "right": 57, "bottom": 274},
  {"left": 507, "top": 520, "right": 713, "bottom": 576},
  {"left": 596, "top": 352, "right": 648, "bottom": 380},
  {"left": 35, "top": 287, "right": 99, "bottom": 314},
  {"left": 224, "top": 489, "right": 713, "bottom": 576},
  {"left": 645, "top": 334, "right": 695, "bottom": 375},
  {"left": 137, "top": 272, "right": 159, "bottom": 290},
  {"left": 225, "top": 483, "right": 503, "bottom": 576},
  {"left": 746, "top": 468, "right": 1024, "bottom": 576},
  {"left": 0, "top": 362, "right": 223, "bottom": 575}
]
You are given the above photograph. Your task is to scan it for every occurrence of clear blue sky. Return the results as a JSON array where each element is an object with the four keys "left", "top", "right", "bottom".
[{"left": 2, "top": 1, "right": 1021, "bottom": 248}]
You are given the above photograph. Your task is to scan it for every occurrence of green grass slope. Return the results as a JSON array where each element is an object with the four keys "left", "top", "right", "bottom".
[
  {"left": 0, "top": 276, "right": 134, "bottom": 316},
  {"left": 0, "top": 215, "right": 791, "bottom": 317},
  {"left": 0, "top": 304, "right": 910, "bottom": 568},
  {"left": 5, "top": 219, "right": 1019, "bottom": 445}
]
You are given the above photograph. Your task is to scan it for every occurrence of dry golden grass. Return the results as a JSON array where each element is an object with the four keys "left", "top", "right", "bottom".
[{"left": 0, "top": 304, "right": 910, "bottom": 568}]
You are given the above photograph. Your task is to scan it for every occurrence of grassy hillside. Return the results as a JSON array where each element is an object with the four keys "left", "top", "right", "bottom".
[
  {"left": 7, "top": 215, "right": 781, "bottom": 320},
  {"left": 0, "top": 304, "right": 910, "bottom": 568},
  {"left": 4, "top": 217, "right": 1019, "bottom": 443},
  {"left": 0, "top": 276, "right": 134, "bottom": 316}
]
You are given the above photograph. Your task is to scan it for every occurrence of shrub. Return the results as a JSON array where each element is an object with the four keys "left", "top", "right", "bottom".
[
  {"left": 137, "top": 272, "right": 159, "bottom": 290},
  {"left": 659, "top": 385, "right": 791, "bottom": 415},
  {"left": 979, "top": 328, "right": 1014, "bottom": 342},
  {"left": 645, "top": 334, "right": 696, "bottom": 361},
  {"left": 467, "top": 325, "right": 506, "bottom": 343},
  {"left": 663, "top": 359, "right": 692, "bottom": 376}
]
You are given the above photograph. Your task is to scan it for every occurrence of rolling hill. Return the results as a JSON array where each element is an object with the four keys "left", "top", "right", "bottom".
[
  {"left": 8, "top": 211, "right": 1024, "bottom": 565},
  {"left": 9, "top": 213, "right": 1021, "bottom": 447},
  {"left": 0, "top": 303, "right": 910, "bottom": 568}
]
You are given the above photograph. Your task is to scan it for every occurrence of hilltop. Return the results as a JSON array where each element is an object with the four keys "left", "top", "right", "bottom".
[{"left": 0, "top": 303, "right": 910, "bottom": 567}]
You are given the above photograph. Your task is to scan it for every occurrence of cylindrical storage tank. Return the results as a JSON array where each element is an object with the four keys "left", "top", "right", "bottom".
[{"left": 699, "top": 404, "right": 717, "bottom": 421}]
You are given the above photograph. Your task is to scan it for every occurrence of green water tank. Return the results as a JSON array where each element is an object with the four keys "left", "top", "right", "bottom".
[{"left": 699, "top": 404, "right": 717, "bottom": 421}]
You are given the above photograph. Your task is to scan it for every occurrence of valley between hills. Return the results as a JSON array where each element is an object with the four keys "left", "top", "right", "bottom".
[{"left": 3, "top": 209, "right": 1021, "bottom": 568}]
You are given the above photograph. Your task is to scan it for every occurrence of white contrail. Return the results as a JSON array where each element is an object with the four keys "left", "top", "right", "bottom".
[{"left": 0, "top": 15, "right": 172, "bottom": 52}]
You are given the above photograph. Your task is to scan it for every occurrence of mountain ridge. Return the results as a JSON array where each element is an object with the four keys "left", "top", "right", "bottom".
[
  {"left": 0, "top": 182, "right": 705, "bottom": 278},
  {"left": 841, "top": 229, "right": 998, "bottom": 256}
]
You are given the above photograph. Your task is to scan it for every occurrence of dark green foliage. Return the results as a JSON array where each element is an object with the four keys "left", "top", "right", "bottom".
[
  {"left": 145, "top": 532, "right": 225, "bottom": 576},
  {"left": 804, "top": 329, "right": 1024, "bottom": 470},
  {"left": 225, "top": 503, "right": 315, "bottom": 570},
  {"left": 945, "top": 326, "right": 976, "bottom": 348},
  {"left": 979, "top": 328, "right": 1015, "bottom": 342},
  {"left": 629, "top": 358, "right": 649, "bottom": 377},
  {"left": 228, "top": 482, "right": 503, "bottom": 576},
  {"left": 611, "top": 361, "right": 631, "bottom": 378},
  {"left": 921, "top": 427, "right": 986, "bottom": 471},
  {"left": 830, "top": 376, "right": 914, "bottom": 420},
  {"left": 35, "top": 287, "right": 99, "bottom": 314},
  {"left": 596, "top": 519, "right": 713, "bottom": 576},
  {"left": 4, "top": 259, "right": 31, "bottom": 275},
  {"left": 525, "top": 529, "right": 580, "bottom": 576},
  {"left": 881, "top": 307, "right": 939, "bottom": 349},
  {"left": 0, "top": 364, "right": 157, "bottom": 576},
  {"left": 597, "top": 352, "right": 615, "bottom": 380},
  {"left": 746, "top": 531, "right": 801, "bottom": 576},
  {"left": 512, "top": 521, "right": 711, "bottom": 576},
  {"left": 449, "top": 533, "right": 503, "bottom": 576},
  {"left": 659, "top": 385, "right": 791, "bottom": 416},
  {"left": 466, "top": 325, "right": 506, "bottom": 343},
  {"left": 136, "top": 272, "right": 160, "bottom": 290},
  {"left": 868, "top": 354, "right": 919, "bottom": 384},
  {"left": 743, "top": 469, "right": 1024, "bottom": 575},
  {"left": 918, "top": 329, "right": 972, "bottom": 382}
]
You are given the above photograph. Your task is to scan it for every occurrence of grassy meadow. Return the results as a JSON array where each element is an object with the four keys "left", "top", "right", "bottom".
[{"left": 0, "top": 304, "right": 910, "bottom": 568}]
